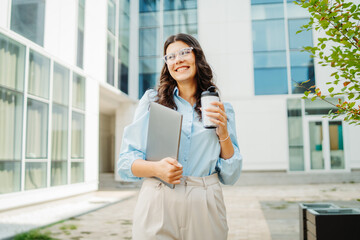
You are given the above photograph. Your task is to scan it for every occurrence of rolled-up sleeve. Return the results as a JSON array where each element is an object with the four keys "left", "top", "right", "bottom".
[
  {"left": 117, "top": 90, "right": 156, "bottom": 181},
  {"left": 216, "top": 103, "right": 243, "bottom": 185}
]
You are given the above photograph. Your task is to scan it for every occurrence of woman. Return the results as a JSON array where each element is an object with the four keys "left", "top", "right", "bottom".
[{"left": 118, "top": 33, "right": 242, "bottom": 240}]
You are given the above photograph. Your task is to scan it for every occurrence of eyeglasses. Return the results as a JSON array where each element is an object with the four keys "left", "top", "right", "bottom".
[{"left": 163, "top": 47, "right": 194, "bottom": 65}]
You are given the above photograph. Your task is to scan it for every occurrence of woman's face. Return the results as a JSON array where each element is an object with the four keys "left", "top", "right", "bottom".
[{"left": 165, "top": 41, "right": 197, "bottom": 84}]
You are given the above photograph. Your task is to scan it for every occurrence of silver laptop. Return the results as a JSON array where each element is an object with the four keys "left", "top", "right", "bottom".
[{"left": 146, "top": 102, "right": 183, "bottom": 188}]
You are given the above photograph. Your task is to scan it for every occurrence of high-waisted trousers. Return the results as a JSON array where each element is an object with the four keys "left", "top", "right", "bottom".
[{"left": 132, "top": 173, "right": 228, "bottom": 240}]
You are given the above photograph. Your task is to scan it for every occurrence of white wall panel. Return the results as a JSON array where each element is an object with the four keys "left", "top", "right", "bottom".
[
  {"left": 230, "top": 98, "right": 289, "bottom": 171},
  {"left": 83, "top": 0, "right": 107, "bottom": 83},
  {"left": 44, "top": 0, "right": 77, "bottom": 64},
  {"left": 0, "top": 0, "right": 10, "bottom": 29},
  {"left": 114, "top": 102, "right": 137, "bottom": 181},
  {"left": 85, "top": 77, "right": 99, "bottom": 183},
  {"left": 198, "top": 0, "right": 254, "bottom": 100}
]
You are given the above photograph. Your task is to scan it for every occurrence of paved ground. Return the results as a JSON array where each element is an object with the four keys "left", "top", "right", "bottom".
[{"left": 27, "top": 182, "right": 360, "bottom": 240}]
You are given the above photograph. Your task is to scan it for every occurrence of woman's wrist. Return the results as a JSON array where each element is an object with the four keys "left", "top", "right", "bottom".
[{"left": 219, "top": 132, "right": 230, "bottom": 142}]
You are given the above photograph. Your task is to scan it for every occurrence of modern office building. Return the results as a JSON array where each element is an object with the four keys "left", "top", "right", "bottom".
[{"left": 1, "top": 0, "right": 359, "bottom": 211}]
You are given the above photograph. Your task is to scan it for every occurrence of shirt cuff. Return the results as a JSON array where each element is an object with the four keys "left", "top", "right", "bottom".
[
  {"left": 117, "top": 150, "right": 145, "bottom": 182},
  {"left": 216, "top": 145, "right": 243, "bottom": 185}
]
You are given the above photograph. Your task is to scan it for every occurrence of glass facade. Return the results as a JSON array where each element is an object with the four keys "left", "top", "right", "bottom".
[
  {"left": 10, "top": 0, "right": 46, "bottom": 46},
  {"left": 138, "top": 0, "right": 198, "bottom": 98},
  {"left": 0, "top": 33, "right": 25, "bottom": 194},
  {"left": 106, "top": 0, "right": 130, "bottom": 94},
  {"left": 0, "top": 32, "right": 86, "bottom": 194},
  {"left": 251, "top": 0, "right": 314, "bottom": 95}
]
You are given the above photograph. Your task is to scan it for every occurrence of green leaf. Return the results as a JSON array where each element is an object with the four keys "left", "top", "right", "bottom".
[
  {"left": 349, "top": 102, "right": 355, "bottom": 108},
  {"left": 304, "top": 91, "right": 309, "bottom": 97},
  {"left": 350, "top": 5, "right": 357, "bottom": 13},
  {"left": 348, "top": 93, "right": 354, "bottom": 100},
  {"left": 328, "top": 87, "right": 334, "bottom": 93},
  {"left": 311, "top": 96, "right": 317, "bottom": 101}
]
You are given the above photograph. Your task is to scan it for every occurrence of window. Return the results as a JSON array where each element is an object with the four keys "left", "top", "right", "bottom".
[
  {"left": 0, "top": 32, "right": 88, "bottom": 193},
  {"left": 252, "top": 3, "right": 288, "bottom": 95},
  {"left": 288, "top": 18, "right": 315, "bottom": 94},
  {"left": 107, "top": 34, "right": 116, "bottom": 86},
  {"left": 118, "top": 0, "right": 130, "bottom": 94},
  {"left": 138, "top": 0, "right": 198, "bottom": 98},
  {"left": 25, "top": 162, "right": 47, "bottom": 190},
  {"left": 0, "top": 35, "right": 24, "bottom": 194},
  {"left": 77, "top": 0, "right": 85, "bottom": 68},
  {"left": 0, "top": 88, "right": 23, "bottom": 194},
  {"left": 28, "top": 50, "right": 50, "bottom": 99},
  {"left": 287, "top": 99, "right": 304, "bottom": 171},
  {"left": 71, "top": 111, "right": 85, "bottom": 184},
  {"left": 106, "top": 0, "right": 130, "bottom": 92},
  {"left": 164, "top": 0, "right": 197, "bottom": 11},
  {"left": 51, "top": 63, "right": 69, "bottom": 186},
  {"left": 10, "top": 0, "right": 46, "bottom": 46},
  {"left": 0, "top": 33, "right": 26, "bottom": 91},
  {"left": 53, "top": 63, "right": 69, "bottom": 106},
  {"left": 251, "top": 1, "right": 315, "bottom": 95},
  {"left": 72, "top": 73, "right": 85, "bottom": 110},
  {"left": 26, "top": 99, "right": 48, "bottom": 159},
  {"left": 252, "top": 20, "right": 286, "bottom": 52},
  {"left": 71, "top": 112, "right": 84, "bottom": 159}
]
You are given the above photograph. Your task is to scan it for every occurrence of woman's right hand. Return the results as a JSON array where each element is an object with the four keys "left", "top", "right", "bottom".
[{"left": 155, "top": 157, "right": 183, "bottom": 184}]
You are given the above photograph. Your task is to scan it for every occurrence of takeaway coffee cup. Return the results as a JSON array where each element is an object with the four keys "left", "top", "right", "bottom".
[{"left": 201, "top": 86, "right": 219, "bottom": 129}]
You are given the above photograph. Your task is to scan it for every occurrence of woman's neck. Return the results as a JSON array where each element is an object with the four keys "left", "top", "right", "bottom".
[{"left": 177, "top": 81, "right": 197, "bottom": 106}]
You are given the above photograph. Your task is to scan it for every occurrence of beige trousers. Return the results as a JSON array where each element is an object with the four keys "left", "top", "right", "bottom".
[{"left": 132, "top": 174, "right": 228, "bottom": 240}]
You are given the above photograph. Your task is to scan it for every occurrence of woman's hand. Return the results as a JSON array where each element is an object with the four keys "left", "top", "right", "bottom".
[
  {"left": 204, "top": 101, "right": 229, "bottom": 140},
  {"left": 155, "top": 157, "right": 183, "bottom": 184}
]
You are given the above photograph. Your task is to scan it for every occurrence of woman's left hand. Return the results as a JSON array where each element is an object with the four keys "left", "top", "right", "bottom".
[{"left": 204, "top": 102, "right": 228, "bottom": 140}]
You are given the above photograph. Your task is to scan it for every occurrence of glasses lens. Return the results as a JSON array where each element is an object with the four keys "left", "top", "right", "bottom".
[{"left": 164, "top": 48, "right": 192, "bottom": 64}]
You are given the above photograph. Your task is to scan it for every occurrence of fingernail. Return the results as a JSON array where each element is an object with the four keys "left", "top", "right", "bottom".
[{"left": 178, "top": 163, "right": 182, "bottom": 167}]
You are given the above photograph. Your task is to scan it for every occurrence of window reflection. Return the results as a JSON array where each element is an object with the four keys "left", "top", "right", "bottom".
[
  {"left": 164, "top": 0, "right": 197, "bottom": 11},
  {"left": 254, "top": 68, "right": 288, "bottom": 95},
  {"left": 140, "top": 0, "right": 160, "bottom": 12},
  {"left": 253, "top": 51, "right": 287, "bottom": 68},
  {"left": 139, "top": 28, "right": 160, "bottom": 57},
  {"left": 288, "top": 19, "right": 312, "bottom": 49},
  {"left": 11, "top": 0, "right": 46, "bottom": 46},
  {"left": 251, "top": 3, "right": 284, "bottom": 20},
  {"left": 252, "top": 20, "right": 286, "bottom": 51}
]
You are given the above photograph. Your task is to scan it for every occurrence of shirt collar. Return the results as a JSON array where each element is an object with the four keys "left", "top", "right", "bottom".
[{"left": 173, "top": 86, "right": 179, "bottom": 97}]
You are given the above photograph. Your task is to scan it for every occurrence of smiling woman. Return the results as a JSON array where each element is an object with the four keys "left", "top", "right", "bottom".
[{"left": 118, "top": 33, "right": 243, "bottom": 240}]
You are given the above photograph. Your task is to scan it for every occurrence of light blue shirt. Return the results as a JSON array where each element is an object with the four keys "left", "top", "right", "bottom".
[{"left": 117, "top": 88, "right": 242, "bottom": 185}]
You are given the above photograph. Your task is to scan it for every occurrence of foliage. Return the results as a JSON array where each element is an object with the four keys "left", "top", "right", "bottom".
[
  {"left": 14, "top": 229, "right": 55, "bottom": 240},
  {"left": 295, "top": 0, "right": 360, "bottom": 125}
]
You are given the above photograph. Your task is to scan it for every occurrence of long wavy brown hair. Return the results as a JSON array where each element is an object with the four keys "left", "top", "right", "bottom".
[{"left": 155, "top": 33, "right": 218, "bottom": 119}]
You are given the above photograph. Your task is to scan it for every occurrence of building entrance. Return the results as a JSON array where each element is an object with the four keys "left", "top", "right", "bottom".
[{"left": 304, "top": 117, "right": 346, "bottom": 171}]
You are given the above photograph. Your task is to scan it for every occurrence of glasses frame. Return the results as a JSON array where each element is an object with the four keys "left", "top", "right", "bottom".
[{"left": 163, "top": 47, "right": 194, "bottom": 65}]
